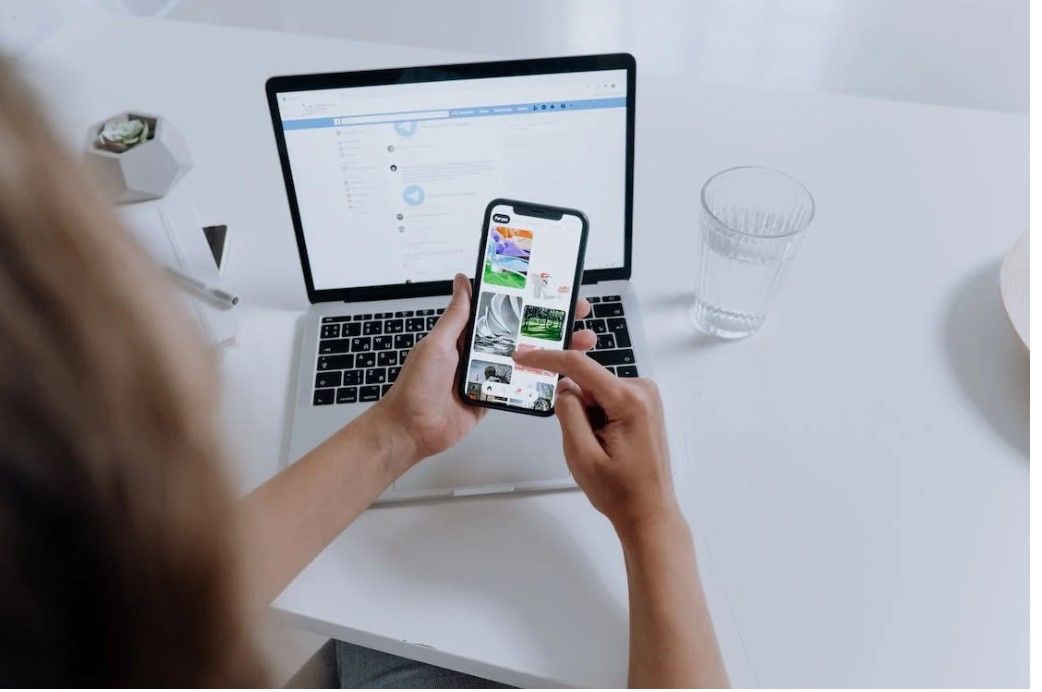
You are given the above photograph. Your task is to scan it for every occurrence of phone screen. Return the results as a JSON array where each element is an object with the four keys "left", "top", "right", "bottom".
[{"left": 461, "top": 201, "right": 588, "bottom": 415}]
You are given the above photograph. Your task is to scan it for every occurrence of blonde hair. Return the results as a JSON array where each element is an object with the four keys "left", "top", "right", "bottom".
[{"left": 0, "top": 60, "right": 264, "bottom": 685}]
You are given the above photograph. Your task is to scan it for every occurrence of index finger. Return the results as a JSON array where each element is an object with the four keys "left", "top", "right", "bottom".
[
  {"left": 574, "top": 297, "right": 591, "bottom": 320},
  {"left": 512, "top": 348, "right": 624, "bottom": 409}
]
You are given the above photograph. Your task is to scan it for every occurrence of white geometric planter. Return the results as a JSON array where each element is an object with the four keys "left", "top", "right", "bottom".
[{"left": 83, "top": 112, "right": 192, "bottom": 203}]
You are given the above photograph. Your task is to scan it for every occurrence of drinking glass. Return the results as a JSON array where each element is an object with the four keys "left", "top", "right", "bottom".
[{"left": 690, "top": 166, "right": 815, "bottom": 338}]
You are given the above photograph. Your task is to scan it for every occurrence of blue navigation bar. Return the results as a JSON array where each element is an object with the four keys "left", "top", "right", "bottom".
[{"left": 282, "top": 96, "right": 626, "bottom": 131}]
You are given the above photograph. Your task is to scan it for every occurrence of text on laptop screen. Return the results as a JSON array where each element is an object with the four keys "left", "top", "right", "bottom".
[{"left": 276, "top": 69, "right": 627, "bottom": 290}]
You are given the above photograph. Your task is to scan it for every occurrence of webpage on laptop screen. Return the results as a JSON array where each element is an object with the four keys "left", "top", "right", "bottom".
[{"left": 276, "top": 69, "right": 627, "bottom": 290}]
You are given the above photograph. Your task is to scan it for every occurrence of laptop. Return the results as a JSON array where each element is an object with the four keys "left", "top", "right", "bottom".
[{"left": 266, "top": 53, "right": 653, "bottom": 502}]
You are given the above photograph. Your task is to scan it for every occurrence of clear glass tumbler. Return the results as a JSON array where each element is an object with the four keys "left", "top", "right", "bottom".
[{"left": 690, "top": 166, "right": 815, "bottom": 338}]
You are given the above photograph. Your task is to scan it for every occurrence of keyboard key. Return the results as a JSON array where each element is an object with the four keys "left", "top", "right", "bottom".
[
  {"left": 586, "top": 296, "right": 602, "bottom": 303},
  {"left": 375, "top": 312, "right": 392, "bottom": 319},
  {"left": 317, "top": 354, "right": 354, "bottom": 370},
  {"left": 322, "top": 315, "right": 351, "bottom": 323},
  {"left": 607, "top": 317, "right": 630, "bottom": 347},
  {"left": 360, "top": 386, "right": 380, "bottom": 402},
  {"left": 399, "top": 349, "right": 411, "bottom": 363},
  {"left": 388, "top": 366, "right": 402, "bottom": 382},
  {"left": 342, "top": 369, "right": 363, "bottom": 386},
  {"left": 606, "top": 366, "right": 617, "bottom": 375},
  {"left": 353, "top": 313, "right": 373, "bottom": 321},
  {"left": 593, "top": 302, "right": 624, "bottom": 318},
  {"left": 365, "top": 367, "right": 387, "bottom": 384},
  {"left": 363, "top": 321, "right": 383, "bottom": 335},
  {"left": 595, "top": 333, "right": 616, "bottom": 350},
  {"left": 313, "top": 388, "right": 335, "bottom": 405},
  {"left": 406, "top": 317, "right": 425, "bottom": 332},
  {"left": 336, "top": 386, "right": 358, "bottom": 404},
  {"left": 384, "top": 319, "right": 405, "bottom": 334},
  {"left": 587, "top": 319, "right": 607, "bottom": 334},
  {"left": 373, "top": 335, "right": 393, "bottom": 351},
  {"left": 351, "top": 337, "right": 372, "bottom": 352},
  {"left": 603, "top": 295, "right": 622, "bottom": 302},
  {"left": 419, "top": 308, "right": 435, "bottom": 316},
  {"left": 617, "top": 365, "right": 639, "bottom": 378},
  {"left": 320, "top": 324, "right": 340, "bottom": 339},
  {"left": 394, "top": 310, "right": 415, "bottom": 317},
  {"left": 377, "top": 351, "right": 398, "bottom": 367},
  {"left": 315, "top": 371, "right": 341, "bottom": 388},
  {"left": 318, "top": 338, "right": 350, "bottom": 355},
  {"left": 588, "top": 349, "right": 635, "bottom": 367},
  {"left": 394, "top": 333, "right": 415, "bottom": 349},
  {"left": 356, "top": 352, "right": 376, "bottom": 368},
  {"left": 426, "top": 316, "right": 438, "bottom": 331},
  {"left": 381, "top": 384, "right": 393, "bottom": 397},
  {"left": 436, "top": 307, "right": 446, "bottom": 315},
  {"left": 415, "top": 331, "right": 427, "bottom": 342},
  {"left": 343, "top": 322, "right": 361, "bottom": 337},
  {"left": 574, "top": 320, "right": 585, "bottom": 331}
]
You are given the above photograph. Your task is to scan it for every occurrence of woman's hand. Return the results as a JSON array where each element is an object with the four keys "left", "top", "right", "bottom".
[
  {"left": 374, "top": 273, "right": 595, "bottom": 477},
  {"left": 510, "top": 348, "right": 681, "bottom": 540},
  {"left": 508, "top": 350, "right": 729, "bottom": 688}
]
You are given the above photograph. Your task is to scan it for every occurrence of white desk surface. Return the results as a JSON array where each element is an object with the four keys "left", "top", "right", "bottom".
[{"left": 27, "top": 15, "right": 1028, "bottom": 688}]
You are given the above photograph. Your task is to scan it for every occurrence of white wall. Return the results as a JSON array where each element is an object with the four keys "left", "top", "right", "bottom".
[
  {"left": 3, "top": 0, "right": 1026, "bottom": 113},
  {"left": 0, "top": 0, "right": 177, "bottom": 55},
  {"left": 167, "top": 0, "right": 1028, "bottom": 114}
]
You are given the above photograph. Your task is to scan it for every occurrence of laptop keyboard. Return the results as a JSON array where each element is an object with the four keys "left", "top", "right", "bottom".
[{"left": 312, "top": 295, "right": 638, "bottom": 405}]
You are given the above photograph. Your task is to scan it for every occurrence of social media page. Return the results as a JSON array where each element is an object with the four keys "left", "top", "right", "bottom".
[
  {"left": 276, "top": 70, "right": 626, "bottom": 290},
  {"left": 463, "top": 204, "right": 583, "bottom": 412}
]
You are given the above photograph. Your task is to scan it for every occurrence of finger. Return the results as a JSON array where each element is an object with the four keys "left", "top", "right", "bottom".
[
  {"left": 514, "top": 348, "right": 623, "bottom": 409},
  {"left": 568, "top": 328, "right": 596, "bottom": 352},
  {"left": 555, "top": 386, "right": 608, "bottom": 471},
  {"left": 562, "top": 377, "right": 599, "bottom": 409},
  {"left": 574, "top": 297, "right": 591, "bottom": 320},
  {"left": 432, "top": 273, "right": 472, "bottom": 338},
  {"left": 558, "top": 377, "right": 582, "bottom": 396},
  {"left": 559, "top": 377, "right": 599, "bottom": 411}
]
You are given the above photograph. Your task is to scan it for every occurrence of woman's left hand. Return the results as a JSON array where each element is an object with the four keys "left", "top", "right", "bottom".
[{"left": 372, "top": 272, "right": 596, "bottom": 477}]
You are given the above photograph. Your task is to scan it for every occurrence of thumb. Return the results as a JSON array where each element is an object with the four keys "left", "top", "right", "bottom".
[
  {"left": 555, "top": 383, "right": 608, "bottom": 473},
  {"left": 432, "top": 273, "right": 472, "bottom": 337}
]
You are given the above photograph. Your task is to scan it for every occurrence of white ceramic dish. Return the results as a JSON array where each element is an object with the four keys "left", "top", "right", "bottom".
[{"left": 1000, "top": 232, "right": 1029, "bottom": 349}]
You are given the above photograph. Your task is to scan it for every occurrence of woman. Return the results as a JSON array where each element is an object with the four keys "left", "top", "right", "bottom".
[{"left": 0, "top": 60, "right": 726, "bottom": 688}]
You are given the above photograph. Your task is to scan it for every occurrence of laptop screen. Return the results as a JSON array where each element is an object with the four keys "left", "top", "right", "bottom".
[{"left": 273, "top": 66, "right": 629, "bottom": 292}]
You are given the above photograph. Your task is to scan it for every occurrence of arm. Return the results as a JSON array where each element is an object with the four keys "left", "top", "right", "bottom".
[
  {"left": 620, "top": 514, "right": 726, "bottom": 688},
  {"left": 239, "top": 404, "right": 419, "bottom": 608},
  {"left": 240, "top": 275, "right": 596, "bottom": 608},
  {"left": 512, "top": 349, "right": 729, "bottom": 688}
]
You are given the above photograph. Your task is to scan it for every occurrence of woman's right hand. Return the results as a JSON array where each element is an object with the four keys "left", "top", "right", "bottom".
[
  {"left": 511, "top": 349, "right": 682, "bottom": 540},
  {"left": 514, "top": 350, "right": 728, "bottom": 689}
]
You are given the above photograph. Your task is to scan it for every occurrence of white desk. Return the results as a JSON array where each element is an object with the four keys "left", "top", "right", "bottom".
[{"left": 27, "top": 15, "right": 1028, "bottom": 688}]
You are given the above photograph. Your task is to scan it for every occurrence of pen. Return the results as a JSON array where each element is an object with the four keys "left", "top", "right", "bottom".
[{"left": 164, "top": 266, "right": 239, "bottom": 307}]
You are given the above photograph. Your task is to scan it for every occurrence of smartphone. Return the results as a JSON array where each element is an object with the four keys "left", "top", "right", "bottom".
[{"left": 458, "top": 198, "right": 589, "bottom": 416}]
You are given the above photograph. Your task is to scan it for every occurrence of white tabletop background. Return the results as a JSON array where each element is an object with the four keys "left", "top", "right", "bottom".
[{"left": 23, "top": 7, "right": 1028, "bottom": 688}]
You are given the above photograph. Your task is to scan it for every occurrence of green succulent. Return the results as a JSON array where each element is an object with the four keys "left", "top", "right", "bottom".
[{"left": 95, "top": 115, "right": 154, "bottom": 153}]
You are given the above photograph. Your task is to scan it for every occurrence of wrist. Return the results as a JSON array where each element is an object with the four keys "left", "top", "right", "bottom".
[
  {"left": 613, "top": 502, "right": 690, "bottom": 551},
  {"left": 347, "top": 402, "right": 422, "bottom": 483}
]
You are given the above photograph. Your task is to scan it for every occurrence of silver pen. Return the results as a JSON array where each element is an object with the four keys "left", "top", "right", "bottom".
[{"left": 164, "top": 266, "right": 239, "bottom": 307}]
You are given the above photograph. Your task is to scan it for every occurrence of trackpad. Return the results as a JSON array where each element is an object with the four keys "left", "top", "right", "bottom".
[{"left": 394, "top": 409, "right": 569, "bottom": 492}]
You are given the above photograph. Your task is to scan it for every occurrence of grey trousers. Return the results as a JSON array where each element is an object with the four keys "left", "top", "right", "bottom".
[{"left": 335, "top": 640, "right": 512, "bottom": 689}]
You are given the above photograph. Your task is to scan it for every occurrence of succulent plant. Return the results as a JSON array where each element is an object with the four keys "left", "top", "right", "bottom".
[{"left": 94, "top": 115, "right": 155, "bottom": 153}]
